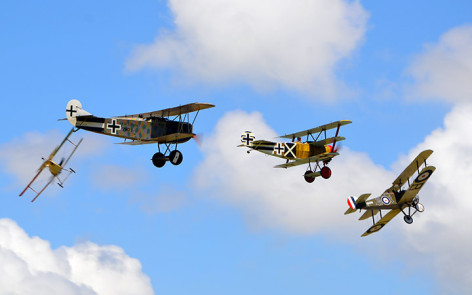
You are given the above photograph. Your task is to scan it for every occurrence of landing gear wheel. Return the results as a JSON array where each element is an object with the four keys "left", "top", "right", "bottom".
[
  {"left": 152, "top": 152, "right": 166, "bottom": 168},
  {"left": 304, "top": 170, "right": 315, "bottom": 183},
  {"left": 169, "top": 150, "right": 183, "bottom": 165},
  {"left": 404, "top": 215, "right": 413, "bottom": 224},
  {"left": 415, "top": 203, "right": 425, "bottom": 212},
  {"left": 320, "top": 166, "right": 332, "bottom": 179}
]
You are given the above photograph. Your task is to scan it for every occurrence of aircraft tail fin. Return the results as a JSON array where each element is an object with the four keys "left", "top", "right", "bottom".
[
  {"left": 66, "top": 99, "right": 92, "bottom": 127},
  {"left": 240, "top": 131, "right": 255, "bottom": 147},
  {"left": 344, "top": 193, "right": 371, "bottom": 215}
]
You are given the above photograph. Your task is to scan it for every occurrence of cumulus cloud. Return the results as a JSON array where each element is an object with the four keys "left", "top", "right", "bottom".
[
  {"left": 396, "top": 104, "right": 472, "bottom": 294},
  {"left": 0, "top": 130, "right": 108, "bottom": 187},
  {"left": 407, "top": 24, "right": 472, "bottom": 103},
  {"left": 193, "top": 106, "right": 472, "bottom": 292},
  {"left": 0, "top": 218, "right": 153, "bottom": 295},
  {"left": 193, "top": 110, "right": 392, "bottom": 235},
  {"left": 132, "top": 185, "right": 189, "bottom": 214},
  {"left": 126, "top": 0, "right": 368, "bottom": 98}
]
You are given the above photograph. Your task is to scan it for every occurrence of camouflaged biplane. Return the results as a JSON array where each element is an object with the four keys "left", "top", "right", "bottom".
[
  {"left": 65, "top": 99, "right": 214, "bottom": 168},
  {"left": 19, "top": 128, "right": 83, "bottom": 202},
  {"left": 239, "top": 120, "right": 352, "bottom": 183},
  {"left": 345, "top": 149, "right": 436, "bottom": 237}
]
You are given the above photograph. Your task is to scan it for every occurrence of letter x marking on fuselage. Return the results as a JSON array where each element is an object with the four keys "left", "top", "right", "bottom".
[
  {"left": 107, "top": 119, "right": 121, "bottom": 134},
  {"left": 67, "top": 105, "right": 77, "bottom": 117},
  {"left": 284, "top": 142, "right": 296, "bottom": 158}
]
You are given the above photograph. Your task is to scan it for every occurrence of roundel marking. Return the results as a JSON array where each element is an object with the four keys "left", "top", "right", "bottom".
[
  {"left": 381, "top": 196, "right": 391, "bottom": 205},
  {"left": 415, "top": 170, "right": 432, "bottom": 183},
  {"left": 367, "top": 223, "right": 384, "bottom": 233}
]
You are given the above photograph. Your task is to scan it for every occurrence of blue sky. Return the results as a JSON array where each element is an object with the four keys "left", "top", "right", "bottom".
[{"left": 1, "top": 1, "right": 472, "bottom": 294}]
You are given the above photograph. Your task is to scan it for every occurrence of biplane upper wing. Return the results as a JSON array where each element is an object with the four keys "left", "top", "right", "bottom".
[
  {"left": 278, "top": 120, "right": 352, "bottom": 139},
  {"left": 385, "top": 150, "right": 433, "bottom": 193},
  {"left": 361, "top": 209, "right": 401, "bottom": 237},
  {"left": 274, "top": 152, "right": 339, "bottom": 168},
  {"left": 399, "top": 165, "right": 436, "bottom": 203},
  {"left": 61, "top": 138, "right": 83, "bottom": 168},
  {"left": 118, "top": 103, "right": 215, "bottom": 119}
]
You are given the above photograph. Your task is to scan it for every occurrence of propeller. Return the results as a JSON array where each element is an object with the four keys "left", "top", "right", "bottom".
[
  {"left": 328, "top": 143, "right": 343, "bottom": 153},
  {"left": 192, "top": 133, "right": 203, "bottom": 147}
]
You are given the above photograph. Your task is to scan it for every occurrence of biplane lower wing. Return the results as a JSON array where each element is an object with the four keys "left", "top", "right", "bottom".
[
  {"left": 117, "top": 133, "right": 195, "bottom": 145},
  {"left": 19, "top": 168, "right": 46, "bottom": 197},
  {"left": 274, "top": 152, "right": 339, "bottom": 168},
  {"left": 359, "top": 209, "right": 380, "bottom": 220},
  {"left": 31, "top": 176, "right": 56, "bottom": 202},
  {"left": 278, "top": 120, "right": 352, "bottom": 139},
  {"left": 361, "top": 209, "right": 401, "bottom": 237}
]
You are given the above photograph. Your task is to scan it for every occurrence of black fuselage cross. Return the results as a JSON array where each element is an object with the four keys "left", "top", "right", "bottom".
[
  {"left": 67, "top": 105, "right": 77, "bottom": 117},
  {"left": 242, "top": 133, "right": 253, "bottom": 145},
  {"left": 274, "top": 143, "right": 284, "bottom": 155},
  {"left": 107, "top": 119, "right": 121, "bottom": 134}
]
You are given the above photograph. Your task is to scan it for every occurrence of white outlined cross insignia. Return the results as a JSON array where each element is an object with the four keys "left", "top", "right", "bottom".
[
  {"left": 107, "top": 119, "right": 121, "bottom": 135},
  {"left": 273, "top": 143, "right": 284, "bottom": 155}
]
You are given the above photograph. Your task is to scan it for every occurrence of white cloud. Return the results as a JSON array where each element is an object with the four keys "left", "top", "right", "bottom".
[
  {"left": 0, "top": 130, "right": 108, "bottom": 186},
  {"left": 407, "top": 24, "right": 472, "bottom": 103},
  {"left": 193, "top": 110, "right": 391, "bottom": 235},
  {"left": 0, "top": 218, "right": 153, "bottom": 295},
  {"left": 91, "top": 164, "right": 143, "bottom": 191},
  {"left": 126, "top": 0, "right": 368, "bottom": 98},
  {"left": 132, "top": 185, "right": 189, "bottom": 214},
  {"left": 193, "top": 105, "right": 472, "bottom": 292},
  {"left": 396, "top": 104, "right": 472, "bottom": 294}
]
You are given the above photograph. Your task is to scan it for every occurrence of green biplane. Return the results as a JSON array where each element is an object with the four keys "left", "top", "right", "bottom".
[{"left": 345, "top": 150, "right": 436, "bottom": 237}]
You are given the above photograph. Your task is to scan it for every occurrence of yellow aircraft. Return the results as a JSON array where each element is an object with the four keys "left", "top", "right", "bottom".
[
  {"left": 345, "top": 150, "right": 436, "bottom": 237},
  {"left": 239, "top": 120, "right": 352, "bottom": 182},
  {"left": 19, "top": 128, "right": 83, "bottom": 202}
]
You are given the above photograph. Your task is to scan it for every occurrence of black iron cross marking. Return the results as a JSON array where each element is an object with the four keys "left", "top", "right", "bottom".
[
  {"left": 67, "top": 105, "right": 77, "bottom": 117},
  {"left": 242, "top": 133, "right": 253, "bottom": 145},
  {"left": 107, "top": 119, "right": 121, "bottom": 134},
  {"left": 274, "top": 143, "right": 284, "bottom": 155}
]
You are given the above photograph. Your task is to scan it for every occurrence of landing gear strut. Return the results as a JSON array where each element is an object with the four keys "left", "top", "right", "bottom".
[{"left": 152, "top": 142, "right": 184, "bottom": 168}]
